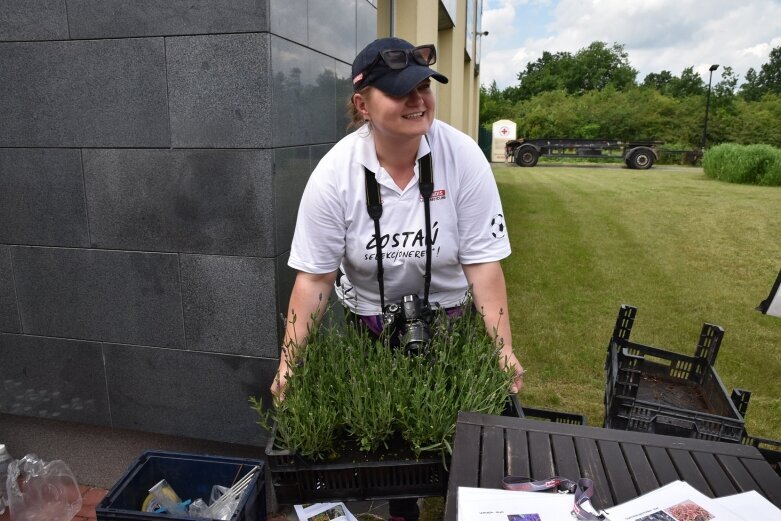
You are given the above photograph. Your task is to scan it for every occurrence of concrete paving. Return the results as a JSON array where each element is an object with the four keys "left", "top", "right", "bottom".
[{"left": 0, "top": 413, "right": 391, "bottom": 520}]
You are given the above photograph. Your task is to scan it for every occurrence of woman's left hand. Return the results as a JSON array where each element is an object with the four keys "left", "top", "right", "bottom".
[
  {"left": 462, "top": 262, "right": 523, "bottom": 392},
  {"left": 499, "top": 348, "right": 524, "bottom": 393}
]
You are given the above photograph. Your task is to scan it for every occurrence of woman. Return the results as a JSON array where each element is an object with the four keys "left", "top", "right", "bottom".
[{"left": 271, "top": 37, "right": 524, "bottom": 521}]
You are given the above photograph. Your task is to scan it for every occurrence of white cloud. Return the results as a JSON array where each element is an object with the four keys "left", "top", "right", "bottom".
[
  {"left": 482, "top": 1, "right": 517, "bottom": 44},
  {"left": 479, "top": 0, "right": 781, "bottom": 89}
]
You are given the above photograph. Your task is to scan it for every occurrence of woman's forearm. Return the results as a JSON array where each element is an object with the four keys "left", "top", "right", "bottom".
[
  {"left": 273, "top": 270, "right": 337, "bottom": 397},
  {"left": 462, "top": 261, "right": 524, "bottom": 392}
]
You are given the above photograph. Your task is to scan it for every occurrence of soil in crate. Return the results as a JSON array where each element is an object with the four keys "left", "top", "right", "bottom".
[{"left": 636, "top": 374, "right": 717, "bottom": 414}]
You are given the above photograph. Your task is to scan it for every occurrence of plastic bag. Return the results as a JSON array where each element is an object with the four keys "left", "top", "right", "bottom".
[
  {"left": 148, "top": 479, "right": 188, "bottom": 515},
  {"left": 209, "top": 484, "right": 228, "bottom": 505},
  {"left": 187, "top": 498, "right": 210, "bottom": 518},
  {"left": 5, "top": 454, "right": 82, "bottom": 521}
]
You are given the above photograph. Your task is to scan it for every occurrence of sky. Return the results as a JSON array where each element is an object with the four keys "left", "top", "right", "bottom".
[{"left": 479, "top": 0, "right": 781, "bottom": 90}]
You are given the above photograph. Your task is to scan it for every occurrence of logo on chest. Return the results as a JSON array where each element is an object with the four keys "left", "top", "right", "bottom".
[{"left": 420, "top": 189, "right": 446, "bottom": 201}]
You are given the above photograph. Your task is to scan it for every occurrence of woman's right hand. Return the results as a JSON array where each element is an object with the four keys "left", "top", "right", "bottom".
[
  {"left": 270, "top": 360, "right": 291, "bottom": 401},
  {"left": 271, "top": 270, "right": 338, "bottom": 401}
]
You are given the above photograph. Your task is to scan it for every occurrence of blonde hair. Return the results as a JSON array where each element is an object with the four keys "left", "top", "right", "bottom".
[{"left": 346, "top": 87, "right": 372, "bottom": 131}]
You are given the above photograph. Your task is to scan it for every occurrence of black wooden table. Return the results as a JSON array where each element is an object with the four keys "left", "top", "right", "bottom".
[{"left": 444, "top": 412, "right": 781, "bottom": 520}]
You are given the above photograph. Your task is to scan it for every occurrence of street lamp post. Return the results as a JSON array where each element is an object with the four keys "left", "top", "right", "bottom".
[{"left": 701, "top": 64, "right": 719, "bottom": 151}]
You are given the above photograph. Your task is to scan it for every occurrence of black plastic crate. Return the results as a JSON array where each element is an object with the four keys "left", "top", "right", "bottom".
[
  {"left": 604, "top": 305, "right": 746, "bottom": 443},
  {"left": 266, "top": 396, "right": 523, "bottom": 505},
  {"left": 519, "top": 405, "right": 588, "bottom": 425},
  {"left": 96, "top": 451, "right": 265, "bottom": 521},
  {"left": 742, "top": 434, "right": 781, "bottom": 477},
  {"left": 508, "top": 394, "right": 587, "bottom": 424}
]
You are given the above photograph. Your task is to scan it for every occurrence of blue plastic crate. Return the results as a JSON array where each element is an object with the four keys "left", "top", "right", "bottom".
[{"left": 96, "top": 451, "right": 265, "bottom": 521}]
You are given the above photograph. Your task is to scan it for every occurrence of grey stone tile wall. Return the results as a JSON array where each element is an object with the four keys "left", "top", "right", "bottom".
[
  {"left": 66, "top": 0, "right": 269, "bottom": 39},
  {"left": 0, "top": 0, "right": 68, "bottom": 41},
  {"left": 104, "top": 343, "right": 276, "bottom": 446},
  {"left": 0, "top": 38, "right": 169, "bottom": 147},
  {"left": 272, "top": 37, "right": 352, "bottom": 147},
  {"left": 13, "top": 247, "right": 185, "bottom": 348},
  {"left": 0, "top": 334, "right": 111, "bottom": 427},
  {"left": 0, "top": 0, "right": 376, "bottom": 444},
  {"left": 357, "top": 0, "right": 378, "bottom": 54},
  {"left": 181, "top": 254, "right": 278, "bottom": 357},
  {"left": 83, "top": 149, "right": 274, "bottom": 255},
  {"left": 0, "top": 247, "right": 20, "bottom": 333},
  {"left": 269, "top": 0, "right": 307, "bottom": 45},
  {"left": 335, "top": 61, "right": 354, "bottom": 136},
  {"left": 309, "top": 0, "right": 356, "bottom": 63},
  {"left": 311, "top": 143, "right": 336, "bottom": 166},
  {"left": 269, "top": 0, "right": 375, "bottom": 60},
  {"left": 273, "top": 147, "right": 311, "bottom": 254},
  {"left": 167, "top": 33, "right": 272, "bottom": 148},
  {"left": 0, "top": 148, "right": 89, "bottom": 247}
]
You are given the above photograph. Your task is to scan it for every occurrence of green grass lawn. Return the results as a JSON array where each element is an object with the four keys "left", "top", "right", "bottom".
[{"left": 495, "top": 163, "right": 781, "bottom": 440}]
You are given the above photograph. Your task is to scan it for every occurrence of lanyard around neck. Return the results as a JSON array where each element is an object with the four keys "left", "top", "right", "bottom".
[{"left": 363, "top": 151, "right": 434, "bottom": 312}]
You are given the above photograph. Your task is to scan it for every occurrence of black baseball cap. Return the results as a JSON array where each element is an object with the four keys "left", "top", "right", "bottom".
[{"left": 352, "top": 37, "right": 449, "bottom": 96}]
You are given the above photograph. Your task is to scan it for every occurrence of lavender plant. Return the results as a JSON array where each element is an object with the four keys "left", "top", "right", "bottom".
[{"left": 252, "top": 294, "right": 514, "bottom": 461}]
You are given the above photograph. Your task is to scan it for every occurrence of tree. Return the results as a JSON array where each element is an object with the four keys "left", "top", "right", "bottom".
[
  {"left": 712, "top": 66, "right": 739, "bottom": 115},
  {"left": 513, "top": 50, "right": 572, "bottom": 101},
  {"left": 477, "top": 40, "right": 780, "bottom": 149},
  {"left": 757, "top": 45, "right": 781, "bottom": 95},
  {"left": 511, "top": 41, "right": 637, "bottom": 101},
  {"left": 739, "top": 45, "right": 781, "bottom": 100},
  {"left": 728, "top": 94, "right": 781, "bottom": 147},
  {"left": 479, "top": 83, "right": 514, "bottom": 126},
  {"left": 485, "top": 80, "right": 500, "bottom": 97},
  {"left": 740, "top": 68, "right": 763, "bottom": 101},
  {"left": 642, "top": 67, "right": 710, "bottom": 98},
  {"left": 667, "top": 67, "right": 705, "bottom": 98},
  {"left": 567, "top": 42, "right": 637, "bottom": 92},
  {"left": 642, "top": 71, "right": 674, "bottom": 93},
  {"left": 714, "top": 66, "right": 738, "bottom": 98}
]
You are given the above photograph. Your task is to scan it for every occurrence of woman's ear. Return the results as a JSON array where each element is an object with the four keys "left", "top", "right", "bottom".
[{"left": 353, "top": 92, "right": 371, "bottom": 120}]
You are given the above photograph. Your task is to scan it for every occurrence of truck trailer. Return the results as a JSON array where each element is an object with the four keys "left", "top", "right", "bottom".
[{"left": 505, "top": 138, "right": 663, "bottom": 169}]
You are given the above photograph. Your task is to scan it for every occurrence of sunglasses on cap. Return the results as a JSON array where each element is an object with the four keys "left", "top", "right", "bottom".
[
  {"left": 379, "top": 44, "right": 437, "bottom": 69},
  {"left": 354, "top": 44, "right": 437, "bottom": 87}
]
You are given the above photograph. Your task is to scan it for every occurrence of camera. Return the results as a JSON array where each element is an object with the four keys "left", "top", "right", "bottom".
[{"left": 383, "top": 294, "right": 435, "bottom": 355}]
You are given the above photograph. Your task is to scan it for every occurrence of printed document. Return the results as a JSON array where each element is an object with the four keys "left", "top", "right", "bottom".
[
  {"left": 458, "top": 481, "right": 781, "bottom": 520},
  {"left": 294, "top": 501, "right": 358, "bottom": 521},
  {"left": 458, "top": 486, "right": 579, "bottom": 520},
  {"left": 602, "top": 480, "right": 746, "bottom": 520}
]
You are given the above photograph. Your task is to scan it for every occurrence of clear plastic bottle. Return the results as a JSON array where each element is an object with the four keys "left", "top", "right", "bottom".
[{"left": 0, "top": 443, "right": 12, "bottom": 514}]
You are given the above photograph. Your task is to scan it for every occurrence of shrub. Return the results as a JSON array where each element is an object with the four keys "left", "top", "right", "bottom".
[
  {"left": 759, "top": 155, "right": 781, "bottom": 186},
  {"left": 703, "top": 143, "right": 781, "bottom": 186}
]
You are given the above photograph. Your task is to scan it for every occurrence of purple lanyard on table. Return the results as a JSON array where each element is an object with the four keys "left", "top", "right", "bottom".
[{"left": 502, "top": 476, "right": 605, "bottom": 520}]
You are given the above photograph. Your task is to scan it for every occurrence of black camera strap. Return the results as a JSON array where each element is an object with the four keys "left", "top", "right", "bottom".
[{"left": 363, "top": 151, "right": 434, "bottom": 312}]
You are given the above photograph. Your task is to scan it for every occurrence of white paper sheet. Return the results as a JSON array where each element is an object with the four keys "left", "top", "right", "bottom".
[
  {"left": 457, "top": 481, "right": 780, "bottom": 520},
  {"left": 713, "top": 490, "right": 781, "bottom": 520},
  {"left": 457, "top": 486, "right": 576, "bottom": 520},
  {"left": 293, "top": 501, "right": 358, "bottom": 521},
  {"left": 602, "top": 480, "right": 747, "bottom": 521}
]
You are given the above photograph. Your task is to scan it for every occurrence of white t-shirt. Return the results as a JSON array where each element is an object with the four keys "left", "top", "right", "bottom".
[{"left": 288, "top": 119, "right": 511, "bottom": 315}]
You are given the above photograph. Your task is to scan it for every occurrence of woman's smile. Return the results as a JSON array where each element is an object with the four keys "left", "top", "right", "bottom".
[{"left": 402, "top": 111, "right": 425, "bottom": 120}]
